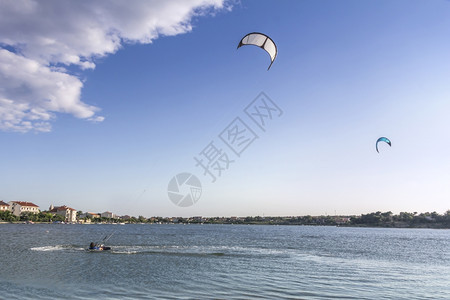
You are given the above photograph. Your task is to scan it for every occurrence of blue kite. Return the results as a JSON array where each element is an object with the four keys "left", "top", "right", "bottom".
[{"left": 376, "top": 137, "right": 391, "bottom": 153}]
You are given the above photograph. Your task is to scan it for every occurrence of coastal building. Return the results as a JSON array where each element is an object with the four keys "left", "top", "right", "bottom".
[
  {"left": 78, "top": 217, "right": 91, "bottom": 224},
  {"left": 48, "top": 205, "right": 77, "bottom": 223},
  {"left": 120, "top": 215, "right": 131, "bottom": 221},
  {"left": 0, "top": 201, "right": 10, "bottom": 211},
  {"left": 80, "top": 212, "right": 101, "bottom": 219},
  {"left": 88, "top": 212, "right": 100, "bottom": 219},
  {"left": 334, "top": 217, "right": 351, "bottom": 225},
  {"left": 101, "top": 211, "right": 115, "bottom": 219},
  {"left": 8, "top": 201, "right": 40, "bottom": 216}
]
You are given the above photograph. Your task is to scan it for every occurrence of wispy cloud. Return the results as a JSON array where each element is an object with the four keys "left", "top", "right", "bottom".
[{"left": 0, "top": 0, "right": 227, "bottom": 132}]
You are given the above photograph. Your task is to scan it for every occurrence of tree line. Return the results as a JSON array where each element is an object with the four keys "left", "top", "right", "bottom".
[
  {"left": 0, "top": 210, "right": 65, "bottom": 222},
  {"left": 1, "top": 210, "right": 449, "bottom": 228},
  {"left": 349, "top": 211, "right": 450, "bottom": 228}
]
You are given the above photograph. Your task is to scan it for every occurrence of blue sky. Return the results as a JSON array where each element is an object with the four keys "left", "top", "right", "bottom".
[{"left": 1, "top": 0, "right": 450, "bottom": 217}]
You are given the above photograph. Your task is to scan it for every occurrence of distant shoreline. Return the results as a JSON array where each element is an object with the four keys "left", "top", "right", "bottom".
[
  {"left": 2, "top": 210, "right": 449, "bottom": 228},
  {"left": 1, "top": 221, "right": 448, "bottom": 229}
]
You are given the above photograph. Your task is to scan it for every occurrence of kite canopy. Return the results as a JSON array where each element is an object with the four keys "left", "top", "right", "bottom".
[
  {"left": 376, "top": 137, "right": 391, "bottom": 153},
  {"left": 237, "top": 32, "right": 277, "bottom": 70}
]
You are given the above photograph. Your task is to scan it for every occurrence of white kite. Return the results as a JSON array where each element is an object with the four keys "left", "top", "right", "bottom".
[{"left": 237, "top": 32, "right": 277, "bottom": 70}]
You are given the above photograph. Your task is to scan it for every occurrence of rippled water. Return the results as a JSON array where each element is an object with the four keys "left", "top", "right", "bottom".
[{"left": 0, "top": 224, "right": 448, "bottom": 299}]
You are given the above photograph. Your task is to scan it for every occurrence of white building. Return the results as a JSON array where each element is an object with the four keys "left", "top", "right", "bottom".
[
  {"left": 8, "top": 201, "right": 40, "bottom": 216},
  {"left": 48, "top": 205, "right": 77, "bottom": 222},
  {"left": 101, "top": 211, "right": 115, "bottom": 219}
]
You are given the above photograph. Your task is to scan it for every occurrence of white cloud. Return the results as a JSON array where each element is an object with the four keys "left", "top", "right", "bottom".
[
  {"left": 88, "top": 116, "right": 106, "bottom": 123},
  {"left": 0, "top": 0, "right": 227, "bottom": 132}
]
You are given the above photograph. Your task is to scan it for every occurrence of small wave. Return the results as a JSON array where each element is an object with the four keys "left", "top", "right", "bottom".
[
  {"left": 31, "top": 245, "right": 65, "bottom": 252},
  {"left": 29, "top": 244, "right": 292, "bottom": 257},
  {"left": 30, "top": 245, "right": 85, "bottom": 252},
  {"left": 111, "top": 249, "right": 226, "bottom": 257},
  {"left": 111, "top": 250, "right": 138, "bottom": 254},
  {"left": 105, "top": 245, "right": 227, "bottom": 257}
]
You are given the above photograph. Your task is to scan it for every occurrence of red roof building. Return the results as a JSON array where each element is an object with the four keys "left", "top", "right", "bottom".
[
  {"left": 48, "top": 205, "right": 77, "bottom": 222},
  {"left": 8, "top": 201, "right": 40, "bottom": 216},
  {"left": 0, "top": 200, "right": 10, "bottom": 211}
]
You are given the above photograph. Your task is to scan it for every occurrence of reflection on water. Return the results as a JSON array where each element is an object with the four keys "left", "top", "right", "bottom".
[{"left": 1, "top": 224, "right": 449, "bottom": 299}]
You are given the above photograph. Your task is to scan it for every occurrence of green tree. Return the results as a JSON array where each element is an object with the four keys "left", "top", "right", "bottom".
[
  {"left": 42, "top": 212, "right": 54, "bottom": 222},
  {"left": 53, "top": 214, "right": 65, "bottom": 222},
  {"left": 20, "top": 212, "right": 31, "bottom": 221},
  {"left": 0, "top": 210, "right": 17, "bottom": 222}
]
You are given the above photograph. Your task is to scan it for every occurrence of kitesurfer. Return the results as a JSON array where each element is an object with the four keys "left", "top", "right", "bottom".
[{"left": 89, "top": 242, "right": 103, "bottom": 250}]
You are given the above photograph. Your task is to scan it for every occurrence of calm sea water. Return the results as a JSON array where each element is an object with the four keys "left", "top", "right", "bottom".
[{"left": 0, "top": 223, "right": 448, "bottom": 299}]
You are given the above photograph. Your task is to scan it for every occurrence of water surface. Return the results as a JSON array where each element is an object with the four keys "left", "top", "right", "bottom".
[{"left": 0, "top": 224, "right": 448, "bottom": 299}]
